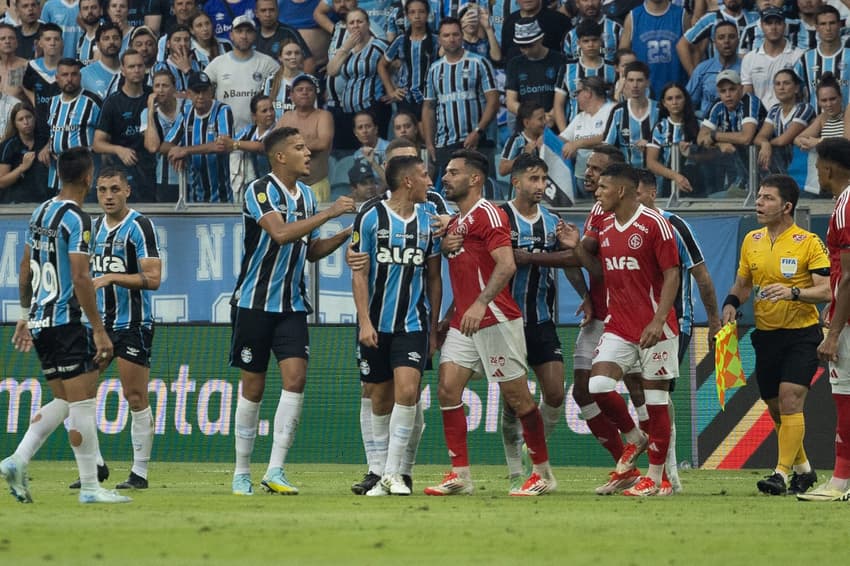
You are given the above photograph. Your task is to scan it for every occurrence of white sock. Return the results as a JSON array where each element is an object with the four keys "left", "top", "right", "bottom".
[
  {"left": 648, "top": 463, "right": 664, "bottom": 484},
  {"left": 634, "top": 404, "right": 649, "bottom": 428},
  {"left": 666, "top": 422, "right": 680, "bottom": 483},
  {"left": 579, "top": 402, "right": 601, "bottom": 420},
  {"left": 624, "top": 427, "right": 643, "bottom": 444},
  {"left": 793, "top": 461, "right": 812, "bottom": 474},
  {"left": 371, "top": 412, "right": 390, "bottom": 476},
  {"left": 234, "top": 396, "right": 260, "bottom": 476},
  {"left": 452, "top": 465, "right": 471, "bottom": 480},
  {"left": 130, "top": 407, "right": 154, "bottom": 479},
  {"left": 501, "top": 406, "right": 523, "bottom": 477},
  {"left": 267, "top": 391, "right": 303, "bottom": 474},
  {"left": 14, "top": 398, "right": 69, "bottom": 463},
  {"left": 385, "top": 404, "right": 416, "bottom": 476},
  {"left": 68, "top": 399, "right": 98, "bottom": 490},
  {"left": 829, "top": 476, "right": 850, "bottom": 491},
  {"left": 360, "top": 397, "right": 378, "bottom": 474},
  {"left": 532, "top": 460, "right": 554, "bottom": 480},
  {"left": 540, "top": 401, "right": 562, "bottom": 438},
  {"left": 400, "top": 401, "right": 424, "bottom": 476}
]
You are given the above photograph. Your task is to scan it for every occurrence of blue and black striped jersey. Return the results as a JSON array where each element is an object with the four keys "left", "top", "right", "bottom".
[
  {"left": 165, "top": 100, "right": 234, "bottom": 203},
  {"left": 47, "top": 90, "right": 102, "bottom": 190},
  {"left": 424, "top": 52, "right": 497, "bottom": 147},
  {"left": 563, "top": 17, "right": 622, "bottom": 61},
  {"left": 352, "top": 200, "right": 440, "bottom": 333},
  {"left": 794, "top": 47, "right": 850, "bottom": 112},
  {"left": 338, "top": 38, "right": 389, "bottom": 113},
  {"left": 25, "top": 198, "right": 92, "bottom": 331},
  {"left": 555, "top": 59, "right": 617, "bottom": 125},
  {"left": 603, "top": 99, "right": 659, "bottom": 168},
  {"left": 91, "top": 210, "right": 160, "bottom": 330},
  {"left": 500, "top": 201, "right": 560, "bottom": 325},
  {"left": 385, "top": 33, "right": 440, "bottom": 105},
  {"left": 235, "top": 174, "right": 319, "bottom": 313},
  {"left": 660, "top": 209, "right": 705, "bottom": 335}
]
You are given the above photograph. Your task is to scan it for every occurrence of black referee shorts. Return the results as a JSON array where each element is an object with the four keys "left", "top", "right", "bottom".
[{"left": 750, "top": 324, "right": 823, "bottom": 400}]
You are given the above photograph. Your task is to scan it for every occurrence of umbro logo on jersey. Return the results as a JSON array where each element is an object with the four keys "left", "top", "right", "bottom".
[
  {"left": 126, "top": 347, "right": 139, "bottom": 357},
  {"left": 654, "top": 367, "right": 669, "bottom": 377},
  {"left": 408, "top": 351, "right": 422, "bottom": 362}
]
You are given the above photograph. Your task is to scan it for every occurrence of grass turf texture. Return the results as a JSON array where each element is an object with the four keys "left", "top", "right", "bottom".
[{"left": 0, "top": 462, "right": 845, "bottom": 565}]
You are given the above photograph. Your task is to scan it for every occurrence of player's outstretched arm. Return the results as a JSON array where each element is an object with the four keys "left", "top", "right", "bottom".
[
  {"left": 307, "top": 225, "right": 354, "bottom": 262},
  {"left": 260, "top": 195, "right": 356, "bottom": 247}
]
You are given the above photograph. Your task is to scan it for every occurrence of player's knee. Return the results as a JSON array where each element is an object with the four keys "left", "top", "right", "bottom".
[
  {"left": 544, "top": 387, "right": 565, "bottom": 408},
  {"left": 588, "top": 375, "right": 617, "bottom": 395},
  {"left": 644, "top": 388, "right": 669, "bottom": 406},
  {"left": 123, "top": 390, "right": 148, "bottom": 412},
  {"left": 436, "top": 381, "right": 462, "bottom": 406}
]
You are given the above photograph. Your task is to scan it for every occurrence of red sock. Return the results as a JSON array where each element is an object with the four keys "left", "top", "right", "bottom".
[
  {"left": 593, "top": 391, "right": 637, "bottom": 435},
  {"left": 647, "top": 404, "right": 671, "bottom": 467},
  {"left": 833, "top": 394, "right": 850, "bottom": 479},
  {"left": 441, "top": 406, "right": 469, "bottom": 468},
  {"left": 586, "top": 413, "right": 624, "bottom": 461},
  {"left": 520, "top": 407, "right": 550, "bottom": 464}
]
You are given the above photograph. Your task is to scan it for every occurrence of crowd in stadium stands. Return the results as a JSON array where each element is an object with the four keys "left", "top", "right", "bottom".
[{"left": 0, "top": 0, "right": 849, "bottom": 204}]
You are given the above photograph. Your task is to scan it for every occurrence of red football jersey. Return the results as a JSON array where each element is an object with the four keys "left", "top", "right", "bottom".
[
  {"left": 597, "top": 204, "right": 680, "bottom": 343},
  {"left": 827, "top": 186, "right": 850, "bottom": 325},
  {"left": 447, "top": 199, "right": 523, "bottom": 330},
  {"left": 582, "top": 201, "right": 610, "bottom": 321}
]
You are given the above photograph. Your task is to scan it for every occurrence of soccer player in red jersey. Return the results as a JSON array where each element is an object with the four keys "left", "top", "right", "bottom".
[
  {"left": 801, "top": 138, "right": 850, "bottom": 501},
  {"left": 559, "top": 162, "right": 680, "bottom": 496},
  {"left": 424, "top": 149, "right": 556, "bottom": 497}
]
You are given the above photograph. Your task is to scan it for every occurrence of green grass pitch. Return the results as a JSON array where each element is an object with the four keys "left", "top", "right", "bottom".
[{"left": 0, "top": 462, "right": 846, "bottom": 565}]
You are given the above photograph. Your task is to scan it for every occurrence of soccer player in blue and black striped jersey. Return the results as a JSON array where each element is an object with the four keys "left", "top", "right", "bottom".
[
  {"left": 162, "top": 71, "right": 234, "bottom": 203},
  {"left": 351, "top": 155, "right": 442, "bottom": 496},
  {"left": 91, "top": 166, "right": 161, "bottom": 490},
  {"left": 230, "top": 127, "right": 357, "bottom": 496},
  {"left": 43, "top": 58, "right": 102, "bottom": 192},
  {"left": 1, "top": 147, "right": 130, "bottom": 505},
  {"left": 498, "top": 154, "right": 567, "bottom": 493}
]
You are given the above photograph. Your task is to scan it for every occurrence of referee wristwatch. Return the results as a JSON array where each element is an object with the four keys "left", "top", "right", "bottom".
[{"left": 791, "top": 286, "right": 801, "bottom": 301}]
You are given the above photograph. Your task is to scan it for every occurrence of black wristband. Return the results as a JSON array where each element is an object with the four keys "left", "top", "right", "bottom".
[{"left": 723, "top": 294, "right": 740, "bottom": 309}]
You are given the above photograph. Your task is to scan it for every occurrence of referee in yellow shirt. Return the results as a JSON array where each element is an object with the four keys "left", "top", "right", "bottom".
[{"left": 722, "top": 174, "right": 831, "bottom": 496}]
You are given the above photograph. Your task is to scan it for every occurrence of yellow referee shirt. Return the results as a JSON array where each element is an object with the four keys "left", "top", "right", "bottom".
[{"left": 737, "top": 224, "right": 829, "bottom": 331}]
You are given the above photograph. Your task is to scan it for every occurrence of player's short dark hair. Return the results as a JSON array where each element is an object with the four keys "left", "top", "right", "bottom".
[
  {"left": 38, "top": 23, "right": 63, "bottom": 39},
  {"left": 623, "top": 61, "right": 650, "bottom": 79},
  {"left": 511, "top": 153, "right": 548, "bottom": 179},
  {"left": 95, "top": 21, "right": 121, "bottom": 43},
  {"left": 263, "top": 126, "right": 300, "bottom": 155},
  {"left": 385, "top": 155, "right": 423, "bottom": 192},
  {"left": 590, "top": 144, "right": 626, "bottom": 163},
  {"left": 600, "top": 163, "right": 638, "bottom": 188},
  {"left": 121, "top": 48, "right": 143, "bottom": 65},
  {"left": 97, "top": 165, "right": 129, "bottom": 184},
  {"left": 761, "top": 174, "right": 799, "bottom": 215},
  {"left": 58, "top": 147, "right": 93, "bottom": 185},
  {"left": 713, "top": 20, "right": 738, "bottom": 36},
  {"left": 517, "top": 99, "right": 544, "bottom": 129},
  {"left": 576, "top": 18, "right": 602, "bottom": 39},
  {"left": 169, "top": 24, "right": 192, "bottom": 39},
  {"left": 439, "top": 16, "right": 461, "bottom": 32},
  {"left": 815, "top": 137, "right": 850, "bottom": 169},
  {"left": 635, "top": 168, "right": 656, "bottom": 187},
  {"left": 450, "top": 149, "right": 489, "bottom": 178},
  {"left": 57, "top": 57, "right": 82, "bottom": 70}
]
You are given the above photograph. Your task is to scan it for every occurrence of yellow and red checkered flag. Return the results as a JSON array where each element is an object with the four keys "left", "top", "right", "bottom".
[{"left": 715, "top": 321, "right": 747, "bottom": 410}]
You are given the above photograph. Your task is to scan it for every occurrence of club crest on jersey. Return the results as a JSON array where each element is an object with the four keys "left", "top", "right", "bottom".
[
  {"left": 253, "top": 71, "right": 264, "bottom": 83},
  {"left": 780, "top": 257, "right": 797, "bottom": 278},
  {"left": 240, "top": 347, "right": 253, "bottom": 364},
  {"left": 360, "top": 359, "right": 370, "bottom": 375},
  {"left": 489, "top": 355, "right": 506, "bottom": 367},
  {"left": 628, "top": 233, "right": 643, "bottom": 250},
  {"left": 792, "top": 233, "right": 807, "bottom": 242},
  {"left": 752, "top": 232, "right": 764, "bottom": 240}
]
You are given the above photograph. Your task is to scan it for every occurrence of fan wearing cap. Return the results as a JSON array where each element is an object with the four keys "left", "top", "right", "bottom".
[
  {"left": 741, "top": 7, "right": 803, "bottom": 110},
  {"left": 793, "top": 5, "right": 850, "bottom": 113},
  {"left": 204, "top": 14, "right": 280, "bottom": 193},
  {"left": 698, "top": 69, "right": 766, "bottom": 194},
  {"left": 553, "top": 18, "right": 616, "bottom": 133},
  {"left": 348, "top": 158, "right": 380, "bottom": 202},
  {"left": 203, "top": 0, "right": 256, "bottom": 40},
  {"left": 160, "top": 70, "right": 235, "bottom": 203},
  {"left": 277, "top": 73, "right": 334, "bottom": 201},
  {"left": 686, "top": 20, "right": 742, "bottom": 120},
  {"left": 504, "top": 17, "right": 566, "bottom": 120},
  {"left": 500, "top": 0, "right": 571, "bottom": 64}
]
